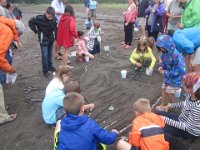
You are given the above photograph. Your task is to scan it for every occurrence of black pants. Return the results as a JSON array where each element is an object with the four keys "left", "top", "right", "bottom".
[
  {"left": 91, "top": 38, "right": 100, "bottom": 54},
  {"left": 124, "top": 22, "right": 134, "bottom": 46},
  {"left": 146, "top": 25, "right": 159, "bottom": 40}
]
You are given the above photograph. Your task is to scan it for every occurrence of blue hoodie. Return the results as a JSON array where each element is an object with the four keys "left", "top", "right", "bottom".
[
  {"left": 173, "top": 28, "right": 200, "bottom": 55},
  {"left": 57, "top": 114, "right": 117, "bottom": 150},
  {"left": 156, "top": 35, "right": 186, "bottom": 87}
]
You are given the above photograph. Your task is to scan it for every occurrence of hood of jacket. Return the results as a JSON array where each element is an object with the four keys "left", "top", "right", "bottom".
[
  {"left": 61, "top": 114, "right": 88, "bottom": 131},
  {"left": 156, "top": 35, "right": 176, "bottom": 53},
  {"left": 60, "top": 14, "right": 71, "bottom": 22}
]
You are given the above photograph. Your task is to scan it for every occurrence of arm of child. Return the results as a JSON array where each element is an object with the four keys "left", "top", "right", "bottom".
[
  {"left": 69, "top": 17, "right": 78, "bottom": 38},
  {"left": 129, "top": 48, "right": 139, "bottom": 65},
  {"left": 128, "top": 123, "right": 141, "bottom": 148},
  {"left": 125, "top": 3, "right": 137, "bottom": 25},
  {"left": 54, "top": 120, "right": 61, "bottom": 150},
  {"left": 163, "top": 117, "right": 186, "bottom": 131},
  {"left": 28, "top": 17, "right": 38, "bottom": 34},
  {"left": 80, "top": 40, "right": 89, "bottom": 53},
  {"left": 148, "top": 47, "right": 156, "bottom": 70}
]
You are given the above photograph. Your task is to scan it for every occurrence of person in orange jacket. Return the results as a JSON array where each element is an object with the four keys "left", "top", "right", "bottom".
[{"left": 117, "top": 98, "right": 169, "bottom": 150}]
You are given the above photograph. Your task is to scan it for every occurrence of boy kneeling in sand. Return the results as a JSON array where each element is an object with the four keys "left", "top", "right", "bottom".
[{"left": 117, "top": 98, "right": 169, "bottom": 150}]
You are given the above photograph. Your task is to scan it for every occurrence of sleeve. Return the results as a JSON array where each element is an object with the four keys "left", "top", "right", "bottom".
[
  {"left": 51, "top": 1, "right": 58, "bottom": 12},
  {"left": 163, "top": 53, "right": 183, "bottom": 78},
  {"left": 145, "top": 5, "right": 152, "bottom": 15},
  {"left": 28, "top": 17, "right": 38, "bottom": 34},
  {"left": 92, "top": 120, "right": 117, "bottom": 144},
  {"left": 87, "top": 29, "right": 96, "bottom": 39},
  {"left": 171, "top": 101, "right": 185, "bottom": 109},
  {"left": 155, "top": 4, "right": 165, "bottom": 16},
  {"left": 128, "top": 122, "right": 141, "bottom": 148},
  {"left": 164, "top": 117, "right": 186, "bottom": 131},
  {"left": 69, "top": 17, "right": 78, "bottom": 38},
  {"left": 148, "top": 48, "right": 156, "bottom": 70},
  {"left": 54, "top": 90, "right": 65, "bottom": 106},
  {"left": 129, "top": 49, "right": 138, "bottom": 65}
]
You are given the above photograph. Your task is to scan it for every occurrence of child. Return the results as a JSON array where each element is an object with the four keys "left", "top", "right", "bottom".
[
  {"left": 76, "top": 31, "right": 94, "bottom": 62},
  {"left": 156, "top": 35, "right": 186, "bottom": 106},
  {"left": 85, "top": 17, "right": 93, "bottom": 30},
  {"left": 55, "top": 92, "right": 118, "bottom": 150},
  {"left": 56, "top": 4, "right": 78, "bottom": 67},
  {"left": 117, "top": 98, "right": 169, "bottom": 150},
  {"left": 89, "top": 0, "right": 98, "bottom": 19},
  {"left": 12, "top": 6, "right": 22, "bottom": 20},
  {"left": 29, "top": 7, "right": 57, "bottom": 77},
  {"left": 87, "top": 21, "right": 101, "bottom": 54},
  {"left": 156, "top": 72, "right": 200, "bottom": 138},
  {"left": 42, "top": 80, "right": 94, "bottom": 125},
  {"left": 129, "top": 39, "right": 156, "bottom": 72}
]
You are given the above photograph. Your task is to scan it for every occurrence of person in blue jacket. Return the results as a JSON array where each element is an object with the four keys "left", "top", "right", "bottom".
[
  {"left": 56, "top": 92, "right": 118, "bottom": 150},
  {"left": 156, "top": 35, "right": 186, "bottom": 106},
  {"left": 172, "top": 28, "right": 200, "bottom": 72}
]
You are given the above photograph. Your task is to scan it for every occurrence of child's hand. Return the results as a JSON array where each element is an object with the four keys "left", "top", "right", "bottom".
[
  {"left": 158, "top": 67, "right": 163, "bottom": 73},
  {"left": 136, "top": 62, "right": 142, "bottom": 67},
  {"left": 156, "top": 105, "right": 170, "bottom": 112}
]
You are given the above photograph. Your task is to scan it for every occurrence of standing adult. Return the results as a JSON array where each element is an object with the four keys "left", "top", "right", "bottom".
[
  {"left": 137, "top": 0, "right": 149, "bottom": 39},
  {"left": 51, "top": 0, "right": 64, "bottom": 60},
  {"left": 145, "top": 0, "right": 165, "bottom": 40},
  {"left": 85, "top": 0, "right": 90, "bottom": 18},
  {"left": 121, "top": 0, "right": 137, "bottom": 49},
  {"left": 177, "top": 0, "right": 200, "bottom": 29}
]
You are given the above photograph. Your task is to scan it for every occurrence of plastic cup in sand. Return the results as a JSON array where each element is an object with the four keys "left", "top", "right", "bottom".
[
  {"left": 85, "top": 55, "right": 90, "bottom": 62},
  {"left": 6, "top": 73, "right": 17, "bottom": 84},
  {"left": 70, "top": 51, "right": 76, "bottom": 57},
  {"left": 104, "top": 46, "right": 109, "bottom": 52},
  {"left": 134, "top": 27, "right": 139, "bottom": 32},
  {"left": 146, "top": 68, "right": 153, "bottom": 76},
  {"left": 174, "top": 88, "right": 182, "bottom": 98},
  {"left": 121, "top": 70, "right": 127, "bottom": 79}
]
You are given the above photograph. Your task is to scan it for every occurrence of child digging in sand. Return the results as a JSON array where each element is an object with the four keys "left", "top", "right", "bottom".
[{"left": 76, "top": 31, "right": 94, "bottom": 62}]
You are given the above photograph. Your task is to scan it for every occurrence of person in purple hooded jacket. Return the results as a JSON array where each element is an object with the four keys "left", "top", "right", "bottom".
[{"left": 145, "top": 0, "right": 165, "bottom": 40}]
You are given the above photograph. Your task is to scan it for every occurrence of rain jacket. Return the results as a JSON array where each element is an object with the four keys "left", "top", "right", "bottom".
[
  {"left": 0, "top": 16, "right": 18, "bottom": 73},
  {"left": 156, "top": 35, "right": 186, "bottom": 87},
  {"left": 57, "top": 114, "right": 117, "bottom": 150},
  {"left": 129, "top": 112, "right": 169, "bottom": 150},
  {"left": 173, "top": 28, "right": 200, "bottom": 55},
  {"left": 56, "top": 14, "right": 78, "bottom": 48},
  {"left": 181, "top": 0, "right": 200, "bottom": 28}
]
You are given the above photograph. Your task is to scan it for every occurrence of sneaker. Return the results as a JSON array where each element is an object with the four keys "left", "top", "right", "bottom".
[
  {"left": 48, "top": 67, "right": 56, "bottom": 72},
  {"left": 43, "top": 72, "right": 50, "bottom": 78}
]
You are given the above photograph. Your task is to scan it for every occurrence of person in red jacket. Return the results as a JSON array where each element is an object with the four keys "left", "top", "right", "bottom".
[{"left": 56, "top": 4, "right": 78, "bottom": 67}]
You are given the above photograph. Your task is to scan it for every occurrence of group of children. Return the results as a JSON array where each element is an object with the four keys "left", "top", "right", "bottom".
[{"left": 29, "top": 4, "right": 102, "bottom": 77}]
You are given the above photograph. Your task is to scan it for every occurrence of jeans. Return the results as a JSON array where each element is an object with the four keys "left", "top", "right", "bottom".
[
  {"left": 91, "top": 38, "right": 100, "bottom": 54},
  {"left": 124, "top": 22, "right": 134, "bottom": 46},
  {"left": 40, "top": 42, "right": 54, "bottom": 74},
  {"left": 0, "top": 50, "right": 12, "bottom": 84},
  {"left": 154, "top": 110, "right": 196, "bottom": 139}
]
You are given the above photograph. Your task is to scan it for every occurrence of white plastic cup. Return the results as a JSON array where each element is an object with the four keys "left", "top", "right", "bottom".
[
  {"left": 104, "top": 46, "right": 109, "bottom": 51},
  {"left": 70, "top": 51, "right": 76, "bottom": 57},
  {"left": 134, "top": 27, "right": 139, "bottom": 32},
  {"left": 146, "top": 68, "right": 153, "bottom": 76},
  {"left": 121, "top": 70, "right": 127, "bottom": 79},
  {"left": 97, "top": 36, "right": 101, "bottom": 42},
  {"left": 6, "top": 73, "right": 17, "bottom": 84},
  {"left": 85, "top": 56, "right": 89, "bottom": 62},
  {"left": 174, "top": 88, "right": 182, "bottom": 98}
]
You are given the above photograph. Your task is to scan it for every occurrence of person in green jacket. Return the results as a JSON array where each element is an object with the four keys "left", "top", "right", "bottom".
[{"left": 177, "top": 0, "right": 200, "bottom": 29}]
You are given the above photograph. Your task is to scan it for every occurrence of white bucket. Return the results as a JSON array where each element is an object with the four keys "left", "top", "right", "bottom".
[
  {"left": 104, "top": 46, "right": 109, "bottom": 51},
  {"left": 85, "top": 56, "right": 89, "bottom": 62},
  {"left": 6, "top": 73, "right": 17, "bottom": 84},
  {"left": 174, "top": 88, "right": 182, "bottom": 98},
  {"left": 121, "top": 70, "right": 127, "bottom": 79},
  {"left": 146, "top": 68, "right": 153, "bottom": 76}
]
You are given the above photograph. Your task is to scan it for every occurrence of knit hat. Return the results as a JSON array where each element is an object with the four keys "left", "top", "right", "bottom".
[
  {"left": 15, "top": 20, "right": 25, "bottom": 36},
  {"left": 183, "top": 73, "right": 200, "bottom": 92},
  {"left": 0, "top": 6, "right": 5, "bottom": 16}
]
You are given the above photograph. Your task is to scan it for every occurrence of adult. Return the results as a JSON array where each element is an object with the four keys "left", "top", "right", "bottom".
[
  {"left": 177, "top": 0, "right": 200, "bottom": 29},
  {"left": 162, "top": 0, "right": 172, "bottom": 32},
  {"left": 0, "top": 6, "right": 25, "bottom": 124},
  {"left": 137, "top": 0, "right": 149, "bottom": 39},
  {"left": 84, "top": 0, "right": 90, "bottom": 18},
  {"left": 51, "top": 0, "right": 64, "bottom": 60},
  {"left": 121, "top": 0, "right": 137, "bottom": 49},
  {"left": 145, "top": 0, "right": 165, "bottom": 40},
  {"left": 173, "top": 28, "right": 200, "bottom": 72},
  {"left": 166, "top": 0, "right": 182, "bottom": 33}
]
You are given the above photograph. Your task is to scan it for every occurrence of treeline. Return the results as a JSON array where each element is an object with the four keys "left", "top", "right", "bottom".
[{"left": 9, "top": 0, "right": 126, "bottom": 4}]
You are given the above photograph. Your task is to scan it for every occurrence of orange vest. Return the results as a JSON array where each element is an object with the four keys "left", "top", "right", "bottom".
[{"left": 129, "top": 112, "right": 169, "bottom": 150}]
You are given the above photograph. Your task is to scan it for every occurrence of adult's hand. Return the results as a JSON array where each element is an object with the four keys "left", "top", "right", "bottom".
[
  {"left": 9, "top": 67, "right": 16, "bottom": 74},
  {"left": 177, "top": 23, "right": 184, "bottom": 29},
  {"left": 125, "top": 22, "right": 129, "bottom": 26}
]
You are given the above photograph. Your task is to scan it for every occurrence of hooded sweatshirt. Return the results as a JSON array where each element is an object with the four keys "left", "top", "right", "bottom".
[
  {"left": 57, "top": 114, "right": 117, "bottom": 150},
  {"left": 156, "top": 35, "right": 186, "bottom": 87}
]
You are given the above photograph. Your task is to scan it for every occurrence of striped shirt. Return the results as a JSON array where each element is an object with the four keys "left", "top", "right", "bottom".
[{"left": 164, "top": 95, "right": 200, "bottom": 136}]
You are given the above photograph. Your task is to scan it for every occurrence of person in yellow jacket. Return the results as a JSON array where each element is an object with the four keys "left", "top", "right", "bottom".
[{"left": 129, "top": 39, "right": 156, "bottom": 72}]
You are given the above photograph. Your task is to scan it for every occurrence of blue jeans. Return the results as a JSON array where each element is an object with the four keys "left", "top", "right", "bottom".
[
  {"left": 0, "top": 51, "right": 12, "bottom": 84},
  {"left": 40, "top": 43, "right": 54, "bottom": 74},
  {"left": 154, "top": 110, "right": 196, "bottom": 139}
]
